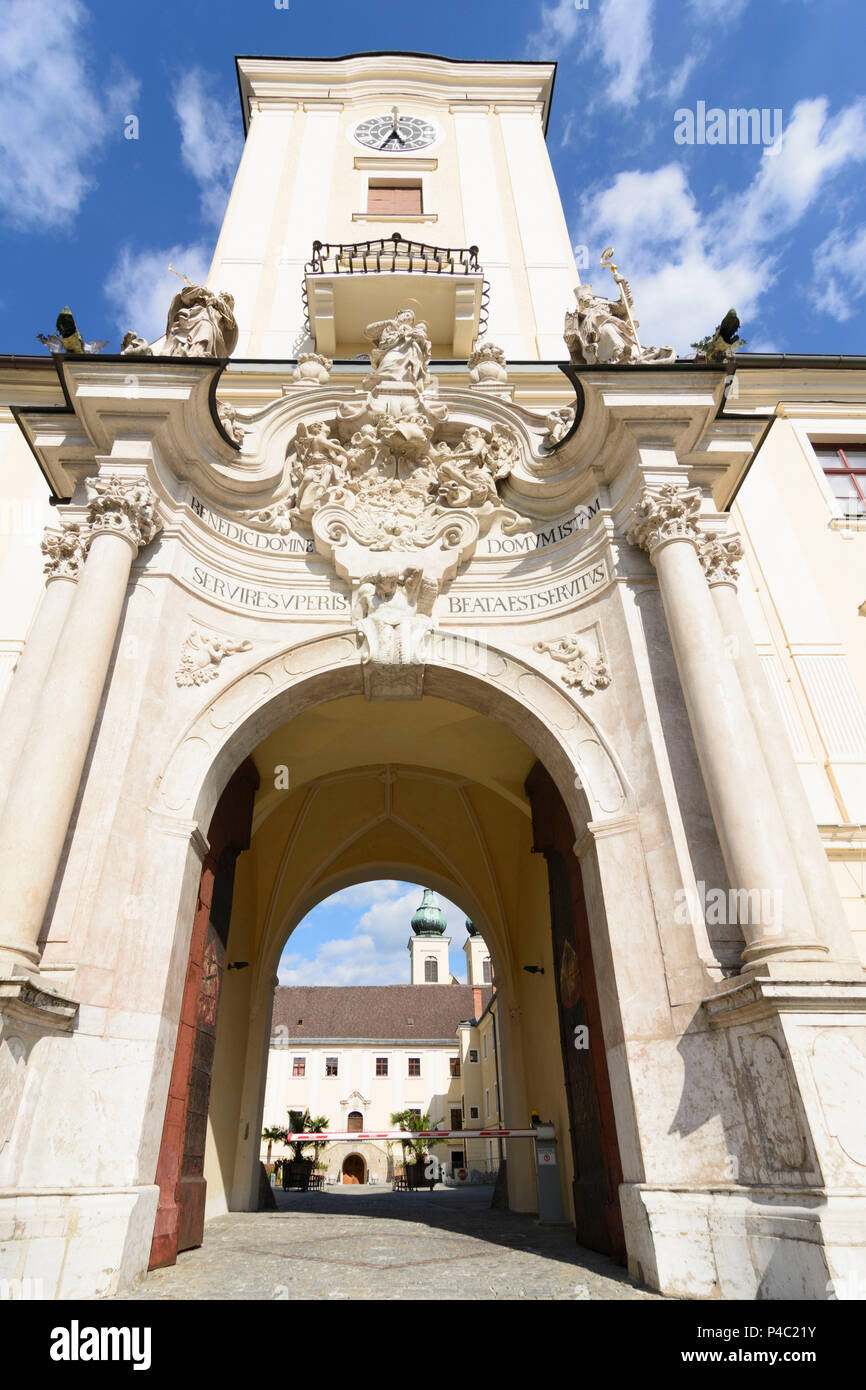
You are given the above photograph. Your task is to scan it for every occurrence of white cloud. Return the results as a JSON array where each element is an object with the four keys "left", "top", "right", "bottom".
[
  {"left": 598, "top": 0, "right": 654, "bottom": 108},
  {"left": 525, "top": 0, "right": 583, "bottom": 58},
  {"left": 278, "top": 883, "right": 474, "bottom": 987},
  {"left": 525, "top": 0, "right": 653, "bottom": 110},
  {"left": 730, "top": 97, "right": 866, "bottom": 248},
  {"left": 0, "top": 0, "right": 138, "bottom": 231},
  {"left": 103, "top": 241, "right": 212, "bottom": 342},
  {"left": 578, "top": 96, "right": 866, "bottom": 353},
  {"left": 687, "top": 0, "right": 750, "bottom": 21},
  {"left": 170, "top": 68, "right": 242, "bottom": 226},
  {"left": 810, "top": 223, "right": 866, "bottom": 322}
]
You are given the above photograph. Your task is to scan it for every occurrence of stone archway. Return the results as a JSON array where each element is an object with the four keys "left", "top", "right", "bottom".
[{"left": 146, "top": 636, "right": 639, "bottom": 1271}]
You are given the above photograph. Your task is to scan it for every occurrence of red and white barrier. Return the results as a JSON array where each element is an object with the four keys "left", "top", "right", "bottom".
[{"left": 280, "top": 1128, "right": 538, "bottom": 1142}]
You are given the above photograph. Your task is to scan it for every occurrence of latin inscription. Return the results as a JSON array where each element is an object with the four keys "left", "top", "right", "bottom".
[
  {"left": 482, "top": 498, "right": 602, "bottom": 555},
  {"left": 447, "top": 560, "right": 608, "bottom": 616},
  {"left": 190, "top": 495, "right": 314, "bottom": 554},
  {"left": 189, "top": 563, "right": 349, "bottom": 613}
]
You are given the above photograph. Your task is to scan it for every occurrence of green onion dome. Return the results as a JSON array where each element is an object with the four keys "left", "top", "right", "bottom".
[{"left": 411, "top": 888, "right": 447, "bottom": 936}]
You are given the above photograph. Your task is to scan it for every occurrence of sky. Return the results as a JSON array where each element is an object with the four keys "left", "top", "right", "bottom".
[
  {"left": 1, "top": 0, "right": 865, "bottom": 358},
  {"left": 276, "top": 882, "right": 475, "bottom": 986}
]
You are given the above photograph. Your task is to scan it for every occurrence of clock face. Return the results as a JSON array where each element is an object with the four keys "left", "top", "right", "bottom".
[{"left": 354, "top": 113, "right": 437, "bottom": 152}]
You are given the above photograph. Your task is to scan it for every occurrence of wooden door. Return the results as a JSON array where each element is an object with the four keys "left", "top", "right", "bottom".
[
  {"left": 525, "top": 762, "right": 626, "bottom": 1263},
  {"left": 149, "top": 759, "right": 259, "bottom": 1269},
  {"left": 342, "top": 1154, "right": 365, "bottom": 1184}
]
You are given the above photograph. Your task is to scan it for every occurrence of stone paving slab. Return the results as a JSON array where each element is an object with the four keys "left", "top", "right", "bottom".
[{"left": 113, "top": 1187, "right": 662, "bottom": 1301}]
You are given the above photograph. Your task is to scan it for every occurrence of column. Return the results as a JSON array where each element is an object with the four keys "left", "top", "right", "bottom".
[
  {"left": 0, "top": 520, "right": 88, "bottom": 813},
  {"left": 0, "top": 474, "right": 161, "bottom": 974},
  {"left": 627, "top": 481, "right": 825, "bottom": 971},
  {"left": 701, "top": 532, "right": 858, "bottom": 967}
]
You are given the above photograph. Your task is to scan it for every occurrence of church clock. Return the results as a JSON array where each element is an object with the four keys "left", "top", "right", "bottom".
[{"left": 354, "top": 110, "right": 437, "bottom": 152}]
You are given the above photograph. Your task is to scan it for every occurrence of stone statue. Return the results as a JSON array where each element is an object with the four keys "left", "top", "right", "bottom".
[
  {"left": 543, "top": 407, "right": 575, "bottom": 449},
  {"left": 120, "top": 332, "right": 152, "bottom": 356},
  {"left": 289, "top": 420, "right": 349, "bottom": 526},
  {"left": 164, "top": 284, "right": 239, "bottom": 358},
  {"left": 564, "top": 280, "right": 675, "bottom": 366},
  {"left": 365, "top": 309, "right": 431, "bottom": 384},
  {"left": 352, "top": 567, "right": 436, "bottom": 667}
]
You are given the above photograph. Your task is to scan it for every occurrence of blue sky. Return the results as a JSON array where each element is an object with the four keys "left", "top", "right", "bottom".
[
  {"left": 2, "top": 0, "right": 865, "bottom": 356},
  {"left": 277, "top": 882, "right": 475, "bottom": 986}
]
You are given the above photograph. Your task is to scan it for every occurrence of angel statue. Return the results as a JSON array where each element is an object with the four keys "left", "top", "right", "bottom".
[
  {"left": 352, "top": 567, "right": 436, "bottom": 667},
  {"left": 288, "top": 420, "right": 349, "bottom": 526},
  {"left": 164, "top": 283, "right": 239, "bottom": 358},
  {"left": 564, "top": 277, "right": 675, "bottom": 366},
  {"left": 365, "top": 308, "right": 432, "bottom": 385},
  {"left": 435, "top": 426, "right": 505, "bottom": 511}
]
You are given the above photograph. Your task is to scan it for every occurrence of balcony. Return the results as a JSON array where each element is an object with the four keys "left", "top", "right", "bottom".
[{"left": 303, "top": 233, "right": 489, "bottom": 359}]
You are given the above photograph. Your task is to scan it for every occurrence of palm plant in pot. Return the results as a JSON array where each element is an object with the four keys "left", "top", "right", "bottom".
[
  {"left": 283, "top": 1108, "right": 329, "bottom": 1189},
  {"left": 390, "top": 1109, "right": 441, "bottom": 1189}
]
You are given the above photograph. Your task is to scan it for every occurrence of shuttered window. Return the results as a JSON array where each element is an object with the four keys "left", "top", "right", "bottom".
[{"left": 367, "top": 182, "right": 423, "bottom": 215}]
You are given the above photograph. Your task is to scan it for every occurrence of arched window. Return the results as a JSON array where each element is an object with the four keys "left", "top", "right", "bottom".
[
  {"left": 347, "top": 1110, "right": 363, "bottom": 1133},
  {"left": 425, "top": 956, "right": 438, "bottom": 982}
]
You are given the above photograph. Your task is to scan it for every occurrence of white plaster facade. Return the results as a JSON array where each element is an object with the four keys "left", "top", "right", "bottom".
[{"left": 0, "top": 53, "right": 864, "bottom": 1303}]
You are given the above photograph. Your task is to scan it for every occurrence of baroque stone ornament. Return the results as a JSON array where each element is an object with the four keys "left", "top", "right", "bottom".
[
  {"left": 85, "top": 475, "right": 162, "bottom": 550},
  {"left": 175, "top": 630, "right": 253, "bottom": 687},
  {"left": 216, "top": 400, "right": 248, "bottom": 447},
  {"left": 626, "top": 482, "right": 703, "bottom": 555},
  {"left": 292, "top": 353, "right": 332, "bottom": 384},
  {"left": 542, "top": 407, "right": 575, "bottom": 450},
  {"left": 468, "top": 342, "right": 508, "bottom": 385},
  {"left": 535, "top": 634, "right": 612, "bottom": 694},
  {"left": 352, "top": 567, "right": 437, "bottom": 700},
  {"left": 163, "top": 284, "right": 239, "bottom": 358},
  {"left": 700, "top": 531, "right": 744, "bottom": 587},
  {"left": 120, "top": 331, "right": 152, "bottom": 357},
  {"left": 564, "top": 281, "right": 675, "bottom": 366},
  {"left": 41, "top": 521, "right": 89, "bottom": 580}
]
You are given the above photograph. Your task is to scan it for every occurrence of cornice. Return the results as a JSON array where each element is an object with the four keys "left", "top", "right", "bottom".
[{"left": 236, "top": 53, "right": 555, "bottom": 134}]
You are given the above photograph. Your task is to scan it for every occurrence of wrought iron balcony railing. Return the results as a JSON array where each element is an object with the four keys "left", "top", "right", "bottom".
[
  {"left": 303, "top": 232, "right": 489, "bottom": 344},
  {"left": 306, "top": 232, "right": 481, "bottom": 276}
]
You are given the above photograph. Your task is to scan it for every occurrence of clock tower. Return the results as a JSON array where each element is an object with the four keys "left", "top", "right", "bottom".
[{"left": 210, "top": 53, "right": 577, "bottom": 359}]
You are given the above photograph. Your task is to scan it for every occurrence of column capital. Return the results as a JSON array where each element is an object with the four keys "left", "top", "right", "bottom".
[
  {"left": 85, "top": 474, "right": 162, "bottom": 551},
  {"left": 700, "top": 531, "right": 744, "bottom": 589},
  {"left": 41, "top": 520, "right": 89, "bottom": 582},
  {"left": 625, "top": 481, "right": 703, "bottom": 556}
]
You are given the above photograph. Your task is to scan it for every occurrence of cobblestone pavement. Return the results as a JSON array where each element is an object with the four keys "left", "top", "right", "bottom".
[{"left": 115, "top": 1187, "right": 662, "bottom": 1301}]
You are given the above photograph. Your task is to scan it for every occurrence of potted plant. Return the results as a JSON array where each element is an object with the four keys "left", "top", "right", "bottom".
[
  {"left": 390, "top": 1110, "right": 441, "bottom": 1189},
  {"left": 283, "top": 1109, "right": 329, "bottom": 1190}
]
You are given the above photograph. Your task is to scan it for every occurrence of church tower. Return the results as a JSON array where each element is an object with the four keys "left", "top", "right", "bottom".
[
  {"left": 212, "top": 54, "right": 577, "bottom": 358},
  {"left": 408, "top": 887, "right": 451, "bottom": 983},
  {"left": 463, "top": 919, "right": 492, "bottom": 988}
]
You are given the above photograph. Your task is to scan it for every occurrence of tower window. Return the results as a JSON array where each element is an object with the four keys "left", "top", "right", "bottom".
[
  {"left": 482, "top": 957, "right": 492, "bottom": 984},
  {"left": 424, "top": 956, "right": 438, "bottom": 982},
  {"left": 367, "top": 181, "right": 423, "bottom": 216}
]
